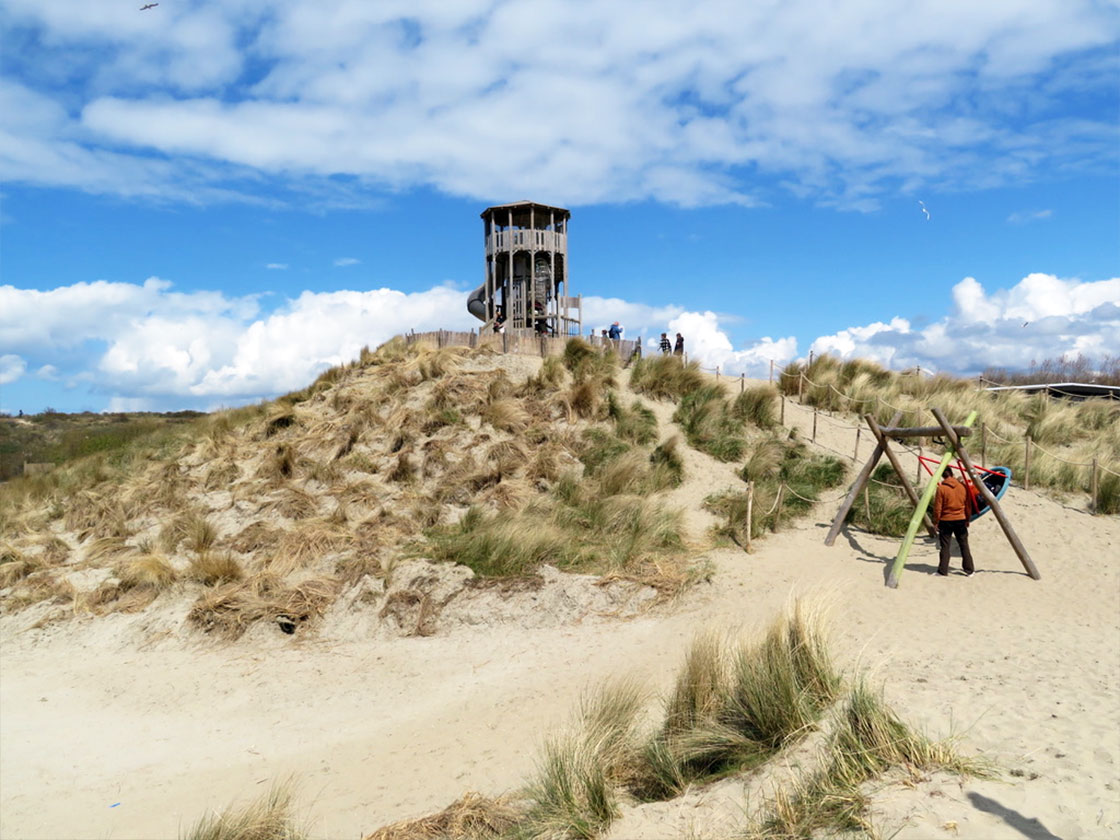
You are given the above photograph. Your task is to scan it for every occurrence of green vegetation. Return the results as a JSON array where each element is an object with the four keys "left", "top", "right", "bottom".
[
  {"left": 673, "top": 384, "right": 747, "bottom": 462},
  {"left": 778, "top": 353, "right": 1119, "bottom": 511},
  {"left": 0, "top": 410, "right": 205, "bottom": 481},
  {"left": 844, "top": 463, "right": 916, "bottom": 537},
  {"left": 707, "top": 437, "right": 848, "bottom": 546}
]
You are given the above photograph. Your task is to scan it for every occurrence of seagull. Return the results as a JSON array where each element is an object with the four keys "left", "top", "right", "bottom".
[
  {"left": 140, "top": 3, "right": 158, "bottom": 9},
  {"left": 918, "top": 200, "right": 931, "bottom": 221},
  {"left": 1022, "top": 321, "right": 1030, "bottom": 327}
]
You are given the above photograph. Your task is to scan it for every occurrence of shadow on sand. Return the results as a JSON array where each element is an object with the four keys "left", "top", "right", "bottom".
[{"left": 966, "top": 792, "right": 1063, "bottom": 840}]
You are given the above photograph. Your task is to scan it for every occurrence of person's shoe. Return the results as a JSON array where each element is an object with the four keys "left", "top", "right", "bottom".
[
  {"left": 963, "top": 570, "right": 975, "bottom": 577},
  {"left": 936, "top": 571, "right": 949, "bottom": 577}
]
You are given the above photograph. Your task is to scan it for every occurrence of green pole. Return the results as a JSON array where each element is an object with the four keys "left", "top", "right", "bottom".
[{"left": 886, "top": 410, "right": 977, "bottom": 589}]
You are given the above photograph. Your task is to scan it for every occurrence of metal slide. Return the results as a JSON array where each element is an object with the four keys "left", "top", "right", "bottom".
[{"left": 466, "top": 283, "right": 487, "bottom": 321}]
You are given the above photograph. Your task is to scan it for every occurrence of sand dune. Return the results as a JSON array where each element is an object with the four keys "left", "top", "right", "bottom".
[{"left": 2, "top": 367, "right": 1117, "bottom": 839}]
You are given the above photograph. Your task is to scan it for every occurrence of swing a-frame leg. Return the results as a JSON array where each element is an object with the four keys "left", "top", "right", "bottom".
[{"left": 824, "top": 411, "right": 902, "bottom": 546}]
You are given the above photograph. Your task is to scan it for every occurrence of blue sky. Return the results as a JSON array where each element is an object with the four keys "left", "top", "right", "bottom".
[{"left": 1, "top": 0, "right": 1118, "bottom": 413}]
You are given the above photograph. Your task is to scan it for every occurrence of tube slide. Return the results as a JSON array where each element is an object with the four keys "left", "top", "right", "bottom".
[{"left": 467, "top": 283, "right": 487, "bottom": 321}]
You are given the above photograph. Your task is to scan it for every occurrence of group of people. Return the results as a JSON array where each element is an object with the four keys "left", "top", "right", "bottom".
[{"left": 659, "top": 332, "right": 684, "bottom": 356}]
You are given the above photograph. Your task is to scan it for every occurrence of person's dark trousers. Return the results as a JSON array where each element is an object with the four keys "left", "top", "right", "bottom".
[{"left": 938, "top": 519, "right": 975, "bottom": 575}]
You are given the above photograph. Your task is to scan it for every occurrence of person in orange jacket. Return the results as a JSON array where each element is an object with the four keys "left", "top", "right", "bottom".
[{"left": 932, "top": 473, "right": 977, "bottom": 576}]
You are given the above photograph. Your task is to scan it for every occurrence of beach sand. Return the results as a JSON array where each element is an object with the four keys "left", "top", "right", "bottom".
[{"left": 2, "top": 386, "right": 1117, "bottom": 839}]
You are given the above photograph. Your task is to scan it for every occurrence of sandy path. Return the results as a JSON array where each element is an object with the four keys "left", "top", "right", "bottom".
[{"left": 2, "top": 387, "right": 1118, "bottom": 839}]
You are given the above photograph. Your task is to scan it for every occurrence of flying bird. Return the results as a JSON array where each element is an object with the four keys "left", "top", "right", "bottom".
[
  {"left": 140, "top": 3, "right": 158, "bottom": 9},
  {"left": 918, "top": 200, "right": 931, "bottom": 221},
  {"left": 1022, "top": 321, "right": 1030, "bottom": 327}
]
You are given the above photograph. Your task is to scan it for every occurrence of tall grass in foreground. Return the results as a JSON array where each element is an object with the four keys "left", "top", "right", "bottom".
[
  {"left": 363, "top": 600, "right": 984, "bottom": 840},
  {"left": 183, "top": 783, "right": 307, "bottom": 840},
  {"left": 742, "top": 682, "right": 992, "bottom": 839}
]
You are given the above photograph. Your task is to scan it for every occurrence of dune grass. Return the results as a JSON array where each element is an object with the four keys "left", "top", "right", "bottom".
[
  {"left": 743, "top": 681, "right": 991, "bottom": 839},
  {"left": 182, "top": 783, "right": 306, "bottom": 840},
  {"left": 363, "top": 792, "right": 521, "bottom": 840},
  {"left": 706, "top": 437, "right": 848, "bottom": 546}
]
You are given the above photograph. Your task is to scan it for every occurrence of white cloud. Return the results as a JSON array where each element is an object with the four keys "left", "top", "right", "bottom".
[
  {"left": 1007, "top": 209, "right": 1054, "bottom": 224},
  {"left": 1, "top": 1, "right": 1115, "bottom": 207},
  {"left": 3, "top": 271, "right": 1115, "bottom": 410},
  {"left": 1, "top": 278, "right": 476, "bottom": 405},
  {"left": 809, "top": 273, "right": 1120, "bottom": 374},
  {"left": 333, "top": 257, "right": 360, "bottom": 267},
  {"left": 0, "top": 354, "right": 27, "bottom": 385},
  {"left": 266, "top": 262, "right": 288, "bottom": 270}
]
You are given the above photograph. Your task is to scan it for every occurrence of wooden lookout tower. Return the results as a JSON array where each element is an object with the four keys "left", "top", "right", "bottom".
[{"left": 467, "top": 201, "right": 582, "bottom": 336}]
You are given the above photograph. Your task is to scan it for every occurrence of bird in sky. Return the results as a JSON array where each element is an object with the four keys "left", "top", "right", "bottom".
[
  {"left": 140, "top": 3, "right": 158, "bottom": 9},
  {"left": 918, "top": 200, "right": 931, "bottom": 221}
]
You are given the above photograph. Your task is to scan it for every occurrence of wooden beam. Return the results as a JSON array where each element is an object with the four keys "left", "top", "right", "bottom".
[
  {"left": 878, "top": 425, "right": 974, "bottom": 439},
  {"left": 886, "top": 411, "right": 977, "bottom": 588},
  {"left": 824, "top": 410, "right": 902, "bottom": 546},
  {"left": 931, "top": 408, "right": 1040, "bottom": 580},
  {"left": 865, "top": 414, "right": 937, "bottom": 539}
]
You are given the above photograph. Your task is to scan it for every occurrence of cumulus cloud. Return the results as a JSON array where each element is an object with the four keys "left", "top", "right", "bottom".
[
  {"left": 0, "top": 278, "right": 476, "bottom": 406},
  {"left": 1007, "top": 209, "right": 1054, "bottom": 224},
  {"left": 809, "top": 273, "right": 1120, "bottom": 374},
  {"left": 1, "top": 1, "right": 1117, "bottom": 207},
  {"left": 2, "top": 272, "right": 1115, "bottom": 411},
  {"left": 333, "top": 257, "right": 360, "bottom": 267},
  {"left": 0, "top": 354, "right": 27, "bottom": 385}
]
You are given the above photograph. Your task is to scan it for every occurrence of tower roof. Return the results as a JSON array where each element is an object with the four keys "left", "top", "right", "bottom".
[{"left": 480, "top": 200, "right": 570, "bottom": 219}]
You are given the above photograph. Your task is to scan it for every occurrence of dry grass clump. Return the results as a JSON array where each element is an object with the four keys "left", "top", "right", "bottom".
[
  {"left": 732, "top": 384, "right": 780, "bottom": 429},
  {"left": 225, "top": 521, "right": 286, "bottom": 554},
  {"left": 160, "top": 511, "right": 218, "bottom": 553},
  {"left": 0, "top": 546, "right": 43, "bottom": 587},
  {"left": 188, "top": 552, "right": 244, "bottom": 585},
  {"left": 363, "top": 792, "right": 521, "bottom": 840},
  {"left": 187, "top": 573, "right": 340, "bottom": 639},
  {"left": 118, "top": 553, "right": 178, "bottom": 589},
  {"left": 182, "top": 782, "right": 307, "bottom": 840},
  {"left": 629, "top": 354, "right": 706, "bottom": 401},
  {"left": 274, "top": 518, "right": 353, "bottom": 569}
]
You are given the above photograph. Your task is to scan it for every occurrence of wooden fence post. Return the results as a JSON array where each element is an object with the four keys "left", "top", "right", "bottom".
[
  {"left": 798, "top": 371, "right": 804, "bottom": 402},
  {"left": 780, "top": 394, "right": 786, "bottom": 426},
  {"left": 769, "top": 360, "right": 774, "bottom": 384},
  {"left": 740, "top": 373, "right": 745, "bottom": 393},
  {"left": 812, "top": 406, "right": 818, "bottom": 442},
  {"left": 772, "top": 484, "right": 784, "bottom": 532},
  {"left": 853, "top": 427, "right": 861, "bottom": 462},
  {"left": 864, "top": 485, "right": 871, "bottom": 528},
  {"left": 1024, "top": 434, "right": 1032, "bottom": 490},
  {"left": 1091, "top": 458, "right": 1099, "bottom": 512},
  {"left": 716, "top": 366, "right": 720, "bottom": 381},
  {"left": 916, "top": 445, "right": 923, "bottom": 484},
  {"left": 745, "top": 481, "right": 754, "bottom": 553}
]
